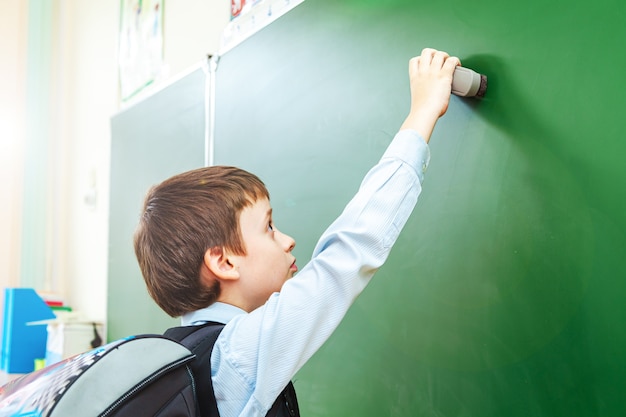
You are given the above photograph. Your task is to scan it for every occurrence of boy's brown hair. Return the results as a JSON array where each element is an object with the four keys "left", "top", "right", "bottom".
[{"left": 134, "top": 166, "right": 270, "bottom": 317}]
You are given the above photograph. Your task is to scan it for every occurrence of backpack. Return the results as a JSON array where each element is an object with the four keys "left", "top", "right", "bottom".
[{"left": 0, "top": 322, "right": 299, "bottom": 417}]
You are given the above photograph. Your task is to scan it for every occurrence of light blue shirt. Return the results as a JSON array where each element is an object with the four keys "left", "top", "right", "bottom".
[{"left": 181, "top": 129, "right": 430, "bottom": 417}]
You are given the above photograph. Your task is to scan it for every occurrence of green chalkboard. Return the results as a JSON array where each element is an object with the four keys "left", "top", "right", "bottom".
[
  {"left": 108, "top": 64, "right": 208, "bottom": 339},
  {"left": 213, "top": 0, "right": 626, "bottom": 415}
]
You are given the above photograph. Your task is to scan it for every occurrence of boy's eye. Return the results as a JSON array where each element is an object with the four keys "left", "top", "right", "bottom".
[{"left": 268, "top": 222, "right": 274, "bottom": 232}]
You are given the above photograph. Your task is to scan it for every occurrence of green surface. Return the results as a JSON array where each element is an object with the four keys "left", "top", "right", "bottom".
[
  {"left": 108, "top": 65, "right": 207, "bottom": 340},
  {"left": 213, "top": 0, "right": 626, "bottom": 415}
]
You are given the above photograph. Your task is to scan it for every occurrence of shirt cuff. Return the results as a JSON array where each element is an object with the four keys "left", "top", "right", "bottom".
[{"left": 381, "top": 129, "right": 431, "bottom": 183}]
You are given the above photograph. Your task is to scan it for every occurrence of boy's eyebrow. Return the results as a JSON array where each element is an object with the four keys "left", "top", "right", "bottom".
[{"left": 263, "top": 208, "right": 272, "bottom": 222}]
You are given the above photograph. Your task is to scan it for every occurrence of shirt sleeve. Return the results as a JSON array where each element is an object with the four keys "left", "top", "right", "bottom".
[{"left": 210, "top": 129, "right": 430, "bottom": 417}]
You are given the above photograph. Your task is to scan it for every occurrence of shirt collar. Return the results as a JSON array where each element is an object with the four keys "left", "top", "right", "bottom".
[{"left": 181, "top": 302, "right": 246, "bottom": 326}]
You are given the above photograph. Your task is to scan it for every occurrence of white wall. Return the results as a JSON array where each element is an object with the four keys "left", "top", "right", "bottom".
[
  {"left": 0, "top": 0, "right": 27, "bottom": 291},
  {"left": 54, "top": 0, "right": 122, "bottom": 323},
  {"left": 1, "top": 0, "right": 230, "bottom": 324}
]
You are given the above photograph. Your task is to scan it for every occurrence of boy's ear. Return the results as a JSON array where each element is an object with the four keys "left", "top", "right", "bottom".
[{"left": 203, "top": 247, "right": 240, "bottom": 281}]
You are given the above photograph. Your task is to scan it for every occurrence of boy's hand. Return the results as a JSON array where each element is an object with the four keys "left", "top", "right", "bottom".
[{"left": 400, "top": 48, "right": 460, "bottom": 143}]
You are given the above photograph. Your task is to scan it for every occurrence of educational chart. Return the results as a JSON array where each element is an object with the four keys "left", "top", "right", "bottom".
[
  {"left": 118, "top": 0, "right": 164, "bottom": 101},
  {"left": 221, "top": 0, "right": 305, "bottom": 53}
]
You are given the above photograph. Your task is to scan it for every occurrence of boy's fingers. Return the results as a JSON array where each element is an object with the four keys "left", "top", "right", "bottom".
[
  {"left": 411, "top": 49, "right": 460, "bottom": 78},
  {"left": 420, "top": 47, "right": 436, "bottom": 61},
  {"left": 408, "top": 56, "right": 420, "bottom": 77},
  {"left": 442, "top": 56, "right": 461, "bottom": 74},
  {"left": 417, "top": 48, "right": 435, "bottom": 70},
  {"left": 431, "top": 50, "right": 450, "bottom": 69}
]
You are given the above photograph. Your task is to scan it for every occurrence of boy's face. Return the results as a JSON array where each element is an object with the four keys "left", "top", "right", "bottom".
[{"left": 229, "top": 197, "right": 297, "bottom": 311}]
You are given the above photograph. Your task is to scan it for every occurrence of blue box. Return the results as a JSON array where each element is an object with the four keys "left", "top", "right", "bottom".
[{"left": 1, "top": 288, "right": 56, "bottom": 373}]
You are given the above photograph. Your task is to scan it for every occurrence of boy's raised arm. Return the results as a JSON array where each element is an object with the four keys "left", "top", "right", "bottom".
[{"left": 210, "top": 48, "right": 460, "bottom": 417}]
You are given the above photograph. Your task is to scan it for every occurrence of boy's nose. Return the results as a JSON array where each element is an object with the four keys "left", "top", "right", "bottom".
[{"left": 277, "top": 230, "right": 296, "bottom": 252}]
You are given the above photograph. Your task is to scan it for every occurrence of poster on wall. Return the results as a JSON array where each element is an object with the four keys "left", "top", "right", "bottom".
[
  {"left": 222, "top": 0, "right": 306, "bottom": 53},
  {"left": 118, "top": 0, "right": 164, "bottom": 102},
  {"left": 231, "top": 0, "right": 248, "bottom": 19}
]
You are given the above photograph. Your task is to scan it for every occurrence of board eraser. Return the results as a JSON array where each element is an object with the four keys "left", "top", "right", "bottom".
[{"left": 451, "top": 66, "right": 487, "bottom": 98}]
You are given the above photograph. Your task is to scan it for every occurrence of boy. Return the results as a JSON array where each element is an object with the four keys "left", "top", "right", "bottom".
[{"left": 134, "top": 48, "right": 461, "bottom": 416}]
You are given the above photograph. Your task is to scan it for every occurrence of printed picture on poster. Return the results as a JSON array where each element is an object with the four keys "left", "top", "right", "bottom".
[
  {"left": 231, "top": 0, "right": 246, "bottom": 19},
  {"left": 118, "top": 0, "right": 164, "bottom": 101},
  {"left": 223, "top": 0, "right": 306, "bottom": 53}
]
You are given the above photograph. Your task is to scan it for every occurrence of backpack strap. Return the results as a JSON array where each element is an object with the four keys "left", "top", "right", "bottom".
[
  {"left": 266, "top": 380, "right": 300, "bottom": 417},
  {"left": 164, "top": 322, "right": 224, "bottom": 417},
  {"left": 165, "top": 322, "right": 300, "bottom": 417}
]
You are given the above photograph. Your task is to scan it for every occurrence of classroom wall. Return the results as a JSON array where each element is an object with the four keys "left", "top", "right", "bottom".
[
  {"left": 0, "top": 0, "right": 229, "bottom": 324},
  {"left": 0, "top": 0, "right": 27, "bottom": 292}
]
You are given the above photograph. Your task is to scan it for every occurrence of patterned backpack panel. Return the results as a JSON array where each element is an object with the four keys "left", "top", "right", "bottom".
[{"left": 0, "top": 335, "right": 196, "bottom": 417}]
